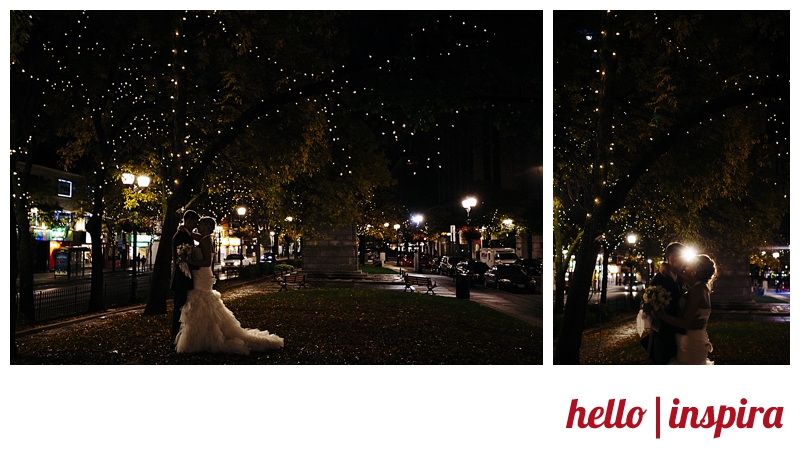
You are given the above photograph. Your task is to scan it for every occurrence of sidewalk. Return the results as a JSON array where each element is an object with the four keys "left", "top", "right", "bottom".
[
  {"left": 377, "top": 261, "right": 543, "bottom": 327},
  {"left": 24, "top": 263, "right": 240, "bottom": 289}
]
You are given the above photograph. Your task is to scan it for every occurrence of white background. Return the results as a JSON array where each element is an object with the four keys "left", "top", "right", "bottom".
[{"left": 3, "top": 2, "right": 797, "bottom": 453}]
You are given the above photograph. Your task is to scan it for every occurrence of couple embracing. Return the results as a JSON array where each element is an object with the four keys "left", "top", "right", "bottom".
[
  {"left": 638, "top": 242, "right": 716, "bottom": 365},
  {"left": 170, "top": 210, "right": 284, "bottom": 354}
]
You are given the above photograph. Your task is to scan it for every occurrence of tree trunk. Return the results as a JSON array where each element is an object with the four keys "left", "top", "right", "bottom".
[
  {"left": 10, "top": 202, "right": 19, "bottom": 357},
  {"left": 87, "top": 169, "right": 106, "bottom": 313},
  {"left": 144, "top": 202, "right": 182, "bottom": 315},
  {"left": 13, "top": 156, "right": 35, "bottom": 323},
  {"left": 554, "top": 226, "right": 603, "bottom": 364},
  {"left": 600, "top": 247, "right": 611, "bottom": 306},
  {"left": 144, "top": 12, "right": 188, "bottom": 316},
  {"left": 554, "top": 12, "right": 618, "bottom": 364},
  {"left": 85, "top": 95, "right": 117, "bottom": 313}
]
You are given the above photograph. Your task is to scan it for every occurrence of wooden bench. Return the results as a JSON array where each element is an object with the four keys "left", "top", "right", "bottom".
[
  {"left": 403, "top": 275, "right": 437, "bottom": 295},
  {"left": 277, "top": 273, "right": 307, "bottom": 291}
]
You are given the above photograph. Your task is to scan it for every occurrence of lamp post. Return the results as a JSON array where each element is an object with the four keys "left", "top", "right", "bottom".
[
  {"left": 626, "top": 233, "right": 638, "bottom": 298},
  {"left": 284, "top": 216, "right": 293, "bottom": 258},
  {"left": 412, "top": 215, "right": 423, "bottom": 272},
  {"left": 121, "top": 172, "right": 150, "bottom": 303},
  {"left": 215, "top": 224, "right": 222, "bottom": 271},
  {"left": 461, "top": 197, "right": 477, "bottom": 259},
  {"left": 461, "top": 197, "right": 477, "bottom": 225},
  {"left": 237, "top": 206, "right": 247, "bottom": 256},
  {"left": 412, "top": 214, "right": 423, "bottom": 254},
  {"left": 394, "top": 223, "right": 401, "bottom": 271},
  {"left": 383, "top": 222, "right": 390, "bottom": 257}
]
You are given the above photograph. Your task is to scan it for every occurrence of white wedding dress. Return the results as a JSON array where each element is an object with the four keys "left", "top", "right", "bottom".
[
  {"left": 670, "top": 291, "right": 713, "bottom": 365},
  {"left": 175, "top": 246, "right": 283, "bottom": 354}
]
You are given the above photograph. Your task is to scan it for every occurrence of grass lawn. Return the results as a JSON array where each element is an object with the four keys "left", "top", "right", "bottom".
[
  {"left": 358, "top": 264, "right": 398, "bottom": 274},
  {"left": 12, "top": 288, "right": 541, "bottom": 365},
  {"left": 575, "top": 320, "right": 789, "bottom": 365}
]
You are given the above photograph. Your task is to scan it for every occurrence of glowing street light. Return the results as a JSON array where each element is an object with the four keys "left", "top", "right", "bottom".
[
  {"left": 120, "top": 172, "right": 151, "bottom": 303},
  {"left": 236, "top": 206, "right": 247, "bottom": 255},
  {"left": 625, "top": 234, "right": 637, "bottom": 297},
  {"left": 462, "top": 197, "right": 477, "bottom": 225}
]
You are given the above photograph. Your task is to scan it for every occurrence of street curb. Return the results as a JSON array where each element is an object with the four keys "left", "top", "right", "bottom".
[{"left": 15, "top": 303, "right": 149, "bottom": 338}]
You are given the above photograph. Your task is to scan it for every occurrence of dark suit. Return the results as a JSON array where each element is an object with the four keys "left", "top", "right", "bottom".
[
  {"left": 644, "top": 272, "right": 687, "bottom": 364},
  {"left": 170, "top": 227, "right": 195, "bottom": 344}
]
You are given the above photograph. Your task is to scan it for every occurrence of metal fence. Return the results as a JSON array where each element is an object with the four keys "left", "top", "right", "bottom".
[{"left": 19, "top": 276, "right": 152, "bottom": 323}]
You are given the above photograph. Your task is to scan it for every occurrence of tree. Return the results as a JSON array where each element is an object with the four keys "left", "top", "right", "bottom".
[
  {"left": 11, "top": 10, "right": 55, "bottom": 324},
  {"left": 14, "top": 11, "right": 543, "bottom": 318},
  {"left": 553, "top": 11, "right": 789, "bottom": 364}
]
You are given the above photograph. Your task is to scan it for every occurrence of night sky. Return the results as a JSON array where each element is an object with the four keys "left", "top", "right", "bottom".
[{"left": 15, "top": 10, "right": 542, "bottom": 232}]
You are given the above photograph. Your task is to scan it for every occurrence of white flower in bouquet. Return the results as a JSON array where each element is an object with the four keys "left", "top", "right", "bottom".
[
  {"left": 176, "top": 243, "right": 194, "bottom": 279},
  {"left": 641, "top": 285, "right": 670, "bottom": 316},
  {"left": 176, "top": 244, "right": 194, "bottom": 264}
]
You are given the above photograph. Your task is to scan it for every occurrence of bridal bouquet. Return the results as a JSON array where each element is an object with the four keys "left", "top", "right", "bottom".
[
  {"left": 636, "top": 285, "right": 670, "bottom": 336},
  {"left": 176, "top": 244, "right": 194, "bottom": 279},
  {"left": 641, "top": 285, "right": 670, "bottom": 316}
]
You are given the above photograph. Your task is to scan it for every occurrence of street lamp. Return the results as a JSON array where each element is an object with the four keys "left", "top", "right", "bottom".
[
  {"left": 120, "top": 172, "right": 150, "bottom": 303},
  {"left": 237, "top": 206, "right": 247, "bottom": 255},
  {"left": 394, "top": 223, "right": 401, "bottom": 269},
  {"left": 411, "top": 215, "right": 424, "bottom": 271},
  {"left": 462, "top": 197, "right": 477, "bottom": 225},
  {"left": 215, "top": 224, "right": 222, "bottom": 267},
  {"left": 626, "top": 234, "right": 637, "bottom": 297}
]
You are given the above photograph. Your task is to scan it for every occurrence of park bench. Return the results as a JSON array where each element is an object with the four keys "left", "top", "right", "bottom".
[
  {"left": 277, "top": 273, "right": 307, "bottom": 291},
  {"left": 403, "top": 275, "right": 437, "bottom": 295}
]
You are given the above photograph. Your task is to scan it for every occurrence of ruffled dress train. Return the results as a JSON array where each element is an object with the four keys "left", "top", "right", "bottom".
[{"left": 175, "top": 266, "right": 283, "bottom": 354}]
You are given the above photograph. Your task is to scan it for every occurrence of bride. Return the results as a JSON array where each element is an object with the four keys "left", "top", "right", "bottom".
[
  {"left": 658, "top": 254, "right": 716, "bottom": 365},
  {"left": 174, "top": 216, "right": 284, "bottom": 354}
]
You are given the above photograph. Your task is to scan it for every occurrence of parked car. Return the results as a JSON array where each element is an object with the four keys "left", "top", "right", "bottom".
[
  {"left": 399, "top": 255, "right": 414, "bottom": 266},
  {"left": 624, "top": 280, "right": 645, "bottom": 292},
  {"left": 428, "top": 257, "right": 442, "bottom": 273},
  {"left": 419, "top": 254, "right": 432, "bottom": 268},
  {"left": 260, "top": 252, "right": 276, "bottom": 264},
  {"left": 439, "top": 256, "right": 466, "bottom": 276},
  {"left": 455, "top": 260, "right": 491, "bottom": 285},
  {"left": 484, "top": 265, "right": 536, "bottom": 292},
  {"left": 224, "top": 253, "right": 252, "bottom": 269},
  {"left": 514, "top": 258, "right": 542, "bottom": 277}
]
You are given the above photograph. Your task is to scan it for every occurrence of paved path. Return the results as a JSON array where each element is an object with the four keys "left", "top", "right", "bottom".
[{"left": 376, "top": 263, "right": 542, "bottom": 327}]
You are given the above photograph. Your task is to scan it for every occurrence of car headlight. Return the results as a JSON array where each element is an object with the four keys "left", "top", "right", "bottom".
[{"left": 499, "top": 278, "right": 511, "bottom": 283}]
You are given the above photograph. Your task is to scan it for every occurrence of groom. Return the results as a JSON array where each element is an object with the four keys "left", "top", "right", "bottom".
[
  {"left": 643, "top": 242, "right": 688, "bottom": 364},
  {"left": 170, "top": 210, "right": 200, "bottom": 345}
]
